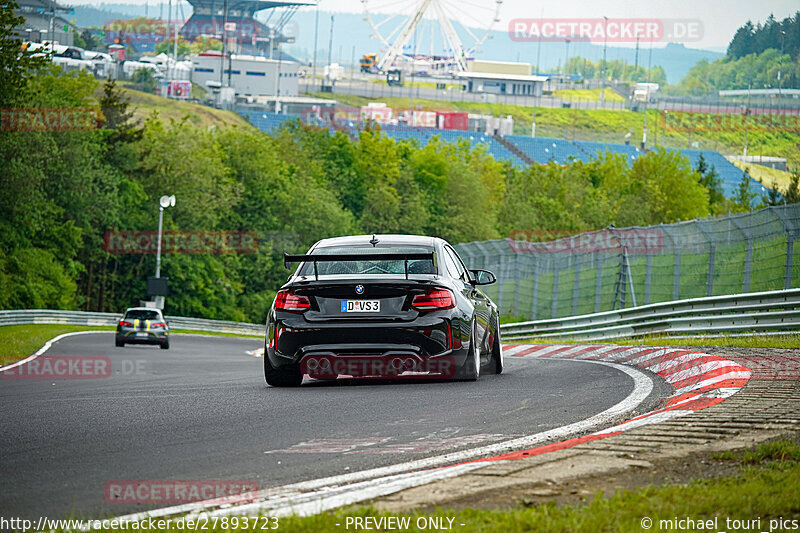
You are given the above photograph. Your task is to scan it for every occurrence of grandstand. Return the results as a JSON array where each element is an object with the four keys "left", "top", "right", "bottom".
[{"left": 239, "top": 110, "right": 763, "bottom": 197}]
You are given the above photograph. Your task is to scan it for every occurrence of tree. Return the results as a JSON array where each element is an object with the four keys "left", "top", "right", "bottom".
[
  {"left": 785, "top": 171, "right": 800, "bottom": 204},
  {"left": 73, "top": 29, "right": 103, "bottom": 51},
  {"left": 130, "top": 67, "right": 157, "bottom": 93},
  {"left": 0, "top": 1, "right": 49, "bottom": 106},
  {"left": 760, "top": 180, "right": 783, "bottom": 206},
  {"left": 734, "top": 169, "right": 757, "bottom": 208},
  {"left": 695, "top": 154, "right": 725, "bottom": 207},
  {"left": 624, "top": 148, "right": 710, "bottom": 224}
]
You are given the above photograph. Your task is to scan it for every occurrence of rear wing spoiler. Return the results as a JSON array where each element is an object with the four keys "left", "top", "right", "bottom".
[{"left": 283, "top": 252, "right": 436, "bottom": 281}]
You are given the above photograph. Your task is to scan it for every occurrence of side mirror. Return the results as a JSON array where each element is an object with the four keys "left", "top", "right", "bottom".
[{"left": 470, "top": 269, "right": 496, "bottom": 286}]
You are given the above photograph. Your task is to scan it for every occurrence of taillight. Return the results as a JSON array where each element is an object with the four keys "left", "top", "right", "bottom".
[
  {"left": 412, "top": 288, "right": 455, "bottom": 311},
  {"left": 119, "top": 321, "right": 132, "bottom": 326},
  {"left": 447, "top": 322, "right": 453, "bottom": 349},
  {"left": 275, "top": 289, "right": 311, "bottom": 312},
  {"left": 151, "top": 322, "right": 166, "bottom": 328}
]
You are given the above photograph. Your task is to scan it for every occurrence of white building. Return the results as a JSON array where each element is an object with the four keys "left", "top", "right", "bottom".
[{"left": 190, "top": 52, "right": 299, "bottom": 97}]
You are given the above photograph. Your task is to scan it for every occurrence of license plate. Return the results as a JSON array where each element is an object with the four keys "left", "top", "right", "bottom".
[
  {"left": 341, "top": 300, "right": 380, "bottom": 313},
  {"left": 135, "top": 332, "right": 149, "bottom": 338}
]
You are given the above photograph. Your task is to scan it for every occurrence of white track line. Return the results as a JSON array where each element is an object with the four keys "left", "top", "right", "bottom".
[
  {"left": 0, "top": 330, "right": 109, "bottom": 373},
  {"left": 106, "top": 358, "right": 654, "bottom": 523}
]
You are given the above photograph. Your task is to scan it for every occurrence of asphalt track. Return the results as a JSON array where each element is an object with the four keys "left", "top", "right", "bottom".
[{"left": 0, "top": 332, "right": 667, "bottom": 520}]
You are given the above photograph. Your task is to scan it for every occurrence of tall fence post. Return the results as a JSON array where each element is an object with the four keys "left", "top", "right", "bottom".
[
  {"left": 595, "top": 261, "right": 603, "bottom": 313},
  {"left": 531, "top": 271, "right": 539, "bottom": 320},
  {"left": 644, "top": 254, "right": 653, "bottom": 305},
  {"left": 706, "top": 243, "right": 716, "bottom": 296},
  {"left": 744, "top": 240, "right": 754, "bottom": 292},
  {"left": 497, "top": 254, "right": 505, "bottom": 313},
  {"left": 513, "top": 254, "right": 521, "bottom": 317},
  {"left": 552, "top": 269, "right": 560, "bottom": 319},
  {"left": 786, "top": 236, "right": 795, "bottom": 290},
  {"left": 572, "top": 260, "right": 581, "bottom": 316}
]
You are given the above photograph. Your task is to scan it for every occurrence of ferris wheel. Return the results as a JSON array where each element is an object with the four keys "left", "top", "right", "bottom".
[{"left": 361, "top": 0, "right": 503, "bottom": 73}]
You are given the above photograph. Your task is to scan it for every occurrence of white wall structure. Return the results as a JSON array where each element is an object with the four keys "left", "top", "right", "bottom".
[{"left": 190, "top": 52, "right": 299, "bottom": 97}]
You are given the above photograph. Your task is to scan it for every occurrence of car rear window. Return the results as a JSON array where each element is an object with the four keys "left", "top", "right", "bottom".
[
  {"left": 297, "top": 245, "right": 437, "bottom": 277},
  {"left": 124, "top": 310, "right": 162, "bottom": 320}
]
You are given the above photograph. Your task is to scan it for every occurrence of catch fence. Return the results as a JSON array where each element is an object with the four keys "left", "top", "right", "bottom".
[{"left": 455, "top": 205, "right": 800, "bottom": 320}]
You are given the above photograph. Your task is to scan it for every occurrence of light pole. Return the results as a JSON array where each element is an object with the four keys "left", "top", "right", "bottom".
[
  {"left": 311, "top": 2, "right": 319, "bottom": 92},
  {"left": 642, "top": 36, "right": 653, "bottom": 149},
  {"left": 563, "top": 38, "right": 570, "bottom": 76},
  {"left": 778, "top": 30, "right": 786, "bottom": 97},
  {"left": 155, "top": 195, "right": 176, "bottom": 278},
  {"left": 601, "top": 16, "right": 608, "bottom": 103}
]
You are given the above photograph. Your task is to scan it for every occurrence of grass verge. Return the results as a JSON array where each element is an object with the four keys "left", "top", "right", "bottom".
[
  {"left": 0, "top": 325, "right": 262, "bottom": 366},
  {"left": 46, "top": 440, "right": 800, "bottom": 531},
  {"left": 509, "top": 333, "right": 800, "bottom": 349}
]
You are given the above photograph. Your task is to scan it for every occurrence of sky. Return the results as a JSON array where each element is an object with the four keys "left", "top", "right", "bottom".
[
  {"left": 69, "top": 0, "right": 799, "bottom": 51},
  {"left": 310, "top": 0, "right": 799, "bottom": 50}
]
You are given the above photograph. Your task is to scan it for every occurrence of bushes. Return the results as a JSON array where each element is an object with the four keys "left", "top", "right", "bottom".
[{"left": 0, "top": 67, "right": 721, "bottom": 322}]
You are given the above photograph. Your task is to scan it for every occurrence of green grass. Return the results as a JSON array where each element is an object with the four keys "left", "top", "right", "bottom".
[
  {"left": 311, "top": 92, "right": 800, "bottom": 163},
  {"left": 169, "top": 329, "right": 262, "bottom": 339},
  {"left": 96, "top": 85, "right": 254, "bottom": 130},
  {"left": 552, "top": 88, "right": 626, "bottom": 103},
  {"left": 367, "top": 78, "right": 463, "bottom": 91},
  {"left": 0, "top": 324, "right": 115, "bottom": 366},
  {"left": 729, "top": 160, "right": 795, "bottom": 193},
  {"left": 512, "top": 334, "right": 800, "bottom": 349},
  {"left": 485, "top": 234, "right": 799, "bottom": 321},
  {"left": 0, "top": 324, "right": 262, "bottom": 366},
  {"left": 46, "top": 441, "right": 800, "bottom": 531}
]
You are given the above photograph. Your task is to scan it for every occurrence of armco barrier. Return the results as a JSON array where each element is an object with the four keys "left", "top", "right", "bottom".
[
  {"left": 500, "top": 288, "right": 800, "bottom": 341},
  {"left": 0, "top": 309, "right": 265, "bottom": 337},
  {"left": 4, "top": 288, "right": 798, "bottom": 342}
]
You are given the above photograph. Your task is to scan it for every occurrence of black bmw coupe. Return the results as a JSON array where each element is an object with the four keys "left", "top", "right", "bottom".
[{"left": 264, "top": 234, "right": 502, "bottom": 387}]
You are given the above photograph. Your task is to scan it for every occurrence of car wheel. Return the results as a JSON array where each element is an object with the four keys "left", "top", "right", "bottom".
[
  {"left": 115, "top": 339, "right": 124, "bottom": 347},
  {"left": 456, "top": 321, "right": 480, "bottom": 381},
  {"left": 264, "top": 352, "right": 303, "bottom": 387},
  {"left": 490, "top": 321, "right": 503, "bottom": 375},
  {"left": 160, "top": 341, "right": 169, "bottom": 350}
]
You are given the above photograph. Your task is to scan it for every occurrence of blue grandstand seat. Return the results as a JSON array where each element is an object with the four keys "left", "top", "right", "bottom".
[{"left": 239, "top": 110, "right": 764, "bottom": 200}]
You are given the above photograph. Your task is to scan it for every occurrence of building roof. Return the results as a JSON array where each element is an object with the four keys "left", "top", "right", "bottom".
[
  {"left": 719, "top": 89, "right": 800, "bottom": 97},
  {"left": 455, "top": 71, "right": 550, "bottom": 83},
  {"left": 183, "top": 0, "right": 311, "bottom": 8}
]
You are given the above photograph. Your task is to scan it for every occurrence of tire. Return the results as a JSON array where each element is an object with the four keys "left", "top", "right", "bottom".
[
  {"left": 455, "top": 321, "right": 480, "bottom": 381},
  {"left": 264, "top": 352, "right": 303, "bottom": 387},
  {"left": 490, "top": 321, "right": 503, "bottom": 375},
  {"left": 115, "top": 339, "right": 124, "bottom": 347},
  {"left": 160, "top": 341, "right": 169, "bottom": 350}
]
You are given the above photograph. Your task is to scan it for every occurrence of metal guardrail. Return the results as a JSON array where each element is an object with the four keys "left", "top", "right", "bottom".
[
  {"left": 0, "top": 310, "right": 266, "bottom": 337},
  {"left": 4, "top": 289, "right": 798, "bottom": 343},
  {"left": 500, "top": 289, "right": 800, "bottom": 341}
]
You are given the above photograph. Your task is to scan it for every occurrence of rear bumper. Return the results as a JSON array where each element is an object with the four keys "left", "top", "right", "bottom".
[
  {"left": 266, "top": 315, "right": 469, "bottom": 372},
  {"left": 116, "top": 330, "right": 168, "bottom": 344}
]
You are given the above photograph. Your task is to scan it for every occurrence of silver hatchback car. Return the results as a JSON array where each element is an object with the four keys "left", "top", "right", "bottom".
[{"left": 115, "top": 307, "right": 170, "bottom": 349}]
